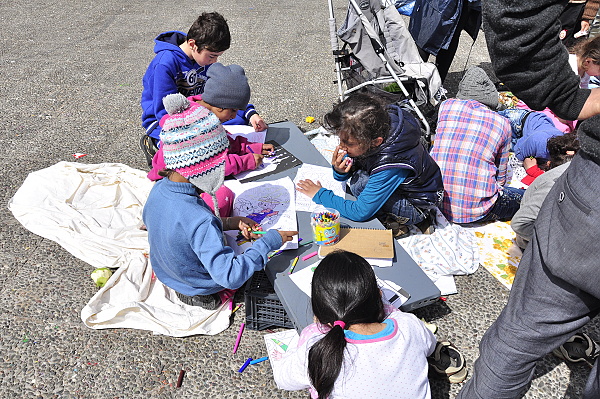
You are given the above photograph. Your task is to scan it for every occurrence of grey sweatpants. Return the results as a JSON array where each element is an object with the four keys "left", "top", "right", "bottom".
[{"left": 458, "top": 153, "right": 600, "bottom": 399}]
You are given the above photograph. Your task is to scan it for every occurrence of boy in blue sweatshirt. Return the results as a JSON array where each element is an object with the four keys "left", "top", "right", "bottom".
[
  {"left": 140, "top": 12, "right": 266, "bottom": 165},
  {"left": 142, "top": 93, "right": 296, "bottom": 310}
]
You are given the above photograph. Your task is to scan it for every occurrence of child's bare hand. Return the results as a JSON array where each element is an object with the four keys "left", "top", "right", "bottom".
[
  {"left": 224, "top": 217, "right": 258, "bottom": 239},
  {"left": 250, "top": 114, "right": 268, "bottom": 131},
  {"left": 277, "top": 230, "right": 298, "bottom": 243},
  {"left": 262, "top": 143, "right": 275, "bottom": 155},
  {"left": 331, "top": 146, "right": 353, "bottom": 174},
  {"left": 296, "top": 179, "right": 322, "bottom": 199},
  {"left": 252, "top": 153, "right": 264, "bottom": 169}
]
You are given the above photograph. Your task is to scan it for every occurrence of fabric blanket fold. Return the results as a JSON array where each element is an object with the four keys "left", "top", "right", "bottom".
[{"left": 9, "top": 161, "right": 231, "bottom": 336}]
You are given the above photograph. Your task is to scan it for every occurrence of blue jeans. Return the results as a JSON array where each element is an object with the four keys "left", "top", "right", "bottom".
[
  {"left": 457, "top": 154, "right": 600, "bottom": 399},
  {"left": 476, "top": 187, "right": 524, "bottom": 223},
  {"left": 348, "top": 170, "right": 428, "bottom": 225}
]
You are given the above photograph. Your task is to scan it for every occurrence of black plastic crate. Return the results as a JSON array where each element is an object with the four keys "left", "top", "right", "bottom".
[{"left": 244, "top": 270, "right": 293, "bottom": 331}]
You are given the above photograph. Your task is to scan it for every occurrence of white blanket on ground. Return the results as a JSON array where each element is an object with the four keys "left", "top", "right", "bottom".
[
  {"left": 8, "top": 162, "right": 231, "bottom": 336},
  {"left": 397, "top": 209, "right": 479, "bottom": 295}
]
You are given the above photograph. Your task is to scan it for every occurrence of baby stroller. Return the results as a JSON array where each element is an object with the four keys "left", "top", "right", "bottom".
[{"left": 328, "top": 0, "right": 443, "bottom": 141}]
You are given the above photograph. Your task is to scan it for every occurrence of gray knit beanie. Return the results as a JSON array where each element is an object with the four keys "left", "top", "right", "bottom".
[
  {"left": 456, "top": 66, "right": 499, "bottom": 110},
  {"left": 202, "top": 63, "right": 251, "bottom": 110},
  {"left": 577, "top": 115, "right": 600, "bottom": 163}
]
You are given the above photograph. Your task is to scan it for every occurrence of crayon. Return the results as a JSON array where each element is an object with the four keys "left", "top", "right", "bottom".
[
  {"left": 250, "top": 356, "right": 269, "bottom": 365},
  {"left": 233, "top": 323, "right": 246, "bottom": 354},
  {"left": 268, "top": 249, "right": 284, "bottom": 259},
  {"left": 232, "top": 303, "right": 244, "bottom": 313},
  {"left": 302, "top": 251, "right": 318, "bottom": 261},
  {"left": 288, "top": 256, "right": 299, "bottom": 274},
  {"left": 176, "top": 369, "right": 185, "bottom": 388},
  {"left": 299, "top": 240, "right": 313, "bottom": 247},
  {"left": 251, "top": 231, "right": 268, "bottom": 235},
  {"left": 238, "top": 357, "right": 253, "bottom": 373}
]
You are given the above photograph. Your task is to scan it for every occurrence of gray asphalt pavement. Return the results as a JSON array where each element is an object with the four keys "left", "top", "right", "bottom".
[{"left": 1, "top": 0, "right": 597, "bottom": 398}]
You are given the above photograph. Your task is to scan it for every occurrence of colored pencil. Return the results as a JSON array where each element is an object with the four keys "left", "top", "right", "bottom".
[
  {"left": 302, "top": 251, "right": 318, "bottom": 261},
  {"left": 233, "top": 323, "right": 245, "bottom": 354},
  {"left": 288, "top": 256, "right": 299, "bottom": 274},
  {"left": 238, "top": 357, "right": 253, "bottom": 373},
  {"left": 250, "top": 356, "right": 269, "bottom": 365}
]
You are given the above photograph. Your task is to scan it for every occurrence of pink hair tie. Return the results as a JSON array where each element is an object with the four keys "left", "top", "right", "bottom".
[{"left": 333, "top": 320, "right": 346, "bottom": 329}]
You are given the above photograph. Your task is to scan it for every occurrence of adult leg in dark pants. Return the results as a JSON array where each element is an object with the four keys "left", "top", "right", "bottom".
[
  {"left": 418, "top": 0, "right": 471, "bottom": 82},
  {"left": 458, "top": 153, "right": 600, "bottom": 399}
]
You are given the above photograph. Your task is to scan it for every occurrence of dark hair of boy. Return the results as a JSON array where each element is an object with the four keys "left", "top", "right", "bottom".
[
  {"left": 547, "top": 133, "right": 580, "bottom": 169},
  {"left": 187, "top": 12, "right": 231, "bottom": 52},
  {"left": 308, "top": 250, "right": 386, "bottom": 399},
  {"left": 323, "top": 93, "right": 391, "bottom": 148}
]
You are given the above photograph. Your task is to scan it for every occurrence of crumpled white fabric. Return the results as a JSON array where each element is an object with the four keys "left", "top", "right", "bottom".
[
  {"left": 397, "top": 209, "right": 479, "bottom": 294},
  {"left": 8, "top": 162, "right": 231, "bottom": 336}
]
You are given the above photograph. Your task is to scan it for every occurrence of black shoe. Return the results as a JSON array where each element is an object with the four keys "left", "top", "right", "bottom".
[
  {"left": 415, "top": 210, "right": 436, "bottom": 235},
  {"left": 176, "top": 291, "right": 221, "bottom": 310},
  {"left": 381, "top": 214, "right": 410, "bottom": 238},
  {"left": 140, "top": 134, "right": 158, "bottom": 168},
  {"left": 428, "top": 342, "right": 468, "bottom": 383},
  {"left": 553, "top": 332, "right": 600, "bottom": 368}
]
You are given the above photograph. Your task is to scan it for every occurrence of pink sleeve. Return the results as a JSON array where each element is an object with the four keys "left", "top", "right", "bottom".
[
  {"left": 224, "top": 136, "right": 261, "bottom": 175},
  {"left": 224, "top": 151, "right": 257, "bottom": 176},
  {"left": 228, "top": 135, "right": 262, "bottom": 155},
  {"left": 147, "top": 147, "right": 166, "bottom": 181}
]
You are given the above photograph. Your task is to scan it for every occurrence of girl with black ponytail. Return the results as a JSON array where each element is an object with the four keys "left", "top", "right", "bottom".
[{"left": 272, "top": 250, "right": 437, "bottom": 398}]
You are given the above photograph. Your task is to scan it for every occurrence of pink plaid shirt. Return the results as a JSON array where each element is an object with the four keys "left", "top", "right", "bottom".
[{"left": 430, "top": 99, "right": 511, "bottom": 223}]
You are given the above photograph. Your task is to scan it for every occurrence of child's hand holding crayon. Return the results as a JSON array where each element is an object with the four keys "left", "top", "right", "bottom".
[
  {"left": 332, "top": 146, "right": 353, "bottom": 174},
  {"left": 252, "top": 153, "right": 265, "bottom": 169},
  {"left": 223, "top": 217, "right": 260, "bottom": 240},
  {"left": 261, "top": 143, "right": 275, "bottom": 156}
]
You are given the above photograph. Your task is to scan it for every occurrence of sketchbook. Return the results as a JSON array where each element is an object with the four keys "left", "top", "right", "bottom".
[
  {"left": 318, "top": 227, "right": 394, "bottom": 259},
  {"left": 234, "top": 140, "right": 302, "bottom": 183}
]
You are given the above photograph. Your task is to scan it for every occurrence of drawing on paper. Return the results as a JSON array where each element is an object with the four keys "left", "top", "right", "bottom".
[
  {"left": 235, "top": 141, "right": 302, "bottom": 183},
  {"left": 224, "top": 177, "right": 298, "bottom": 253}
]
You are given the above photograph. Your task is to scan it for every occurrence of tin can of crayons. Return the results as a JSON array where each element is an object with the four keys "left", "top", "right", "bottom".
[{"left": 311, "top": 207, "right": 340, "bottom": 246}]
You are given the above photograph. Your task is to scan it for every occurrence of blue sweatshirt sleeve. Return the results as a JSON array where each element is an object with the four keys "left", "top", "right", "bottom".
[
  {"left": 312, "top": 169, "right": 409, "bottom": 221},
  {"left": 149, "top": 62, "right": 180, "bottom": 134},
  {"left": 333, "top": 168, "right": 352, "bottom": 181},
  {"left": 190, "top": 221, "right": 282, "bottom": 290}
]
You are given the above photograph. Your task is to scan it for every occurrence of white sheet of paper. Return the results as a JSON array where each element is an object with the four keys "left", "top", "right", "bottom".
[
  {"left": 434, "top": 274, "right": 457, "bottom": 296},
  {"left": 223, "top": 125, "right": 267, "bottom": 143},
  {"left": 366, "top": 257, "right": 393, "bottom": 267},
  {"left": 376, "top": 276, "right": 410, "bottom": 307},
  {"left": 224, "top": 177, "right": 298, "bottom": 250},
  {"left": 264, "top": 329, "right": 300, "bottom": 357},
  {"left": 234, "top": 156, "right": 279, "bottom": 181},
  {"left": 289, "top": 262, "right": 320, "bottom": 297},
  {"left": 293, "top": 164, "right": 347, "bottom": 212}
]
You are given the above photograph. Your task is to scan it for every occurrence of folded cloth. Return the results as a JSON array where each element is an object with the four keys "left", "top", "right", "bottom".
[{"left": 9, "top": 161, "right": 231, "bottom": 336}]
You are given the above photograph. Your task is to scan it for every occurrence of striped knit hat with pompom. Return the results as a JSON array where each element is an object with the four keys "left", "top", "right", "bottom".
[{"left": 160, "top": 93, "right": 229, "bottom": 216}]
